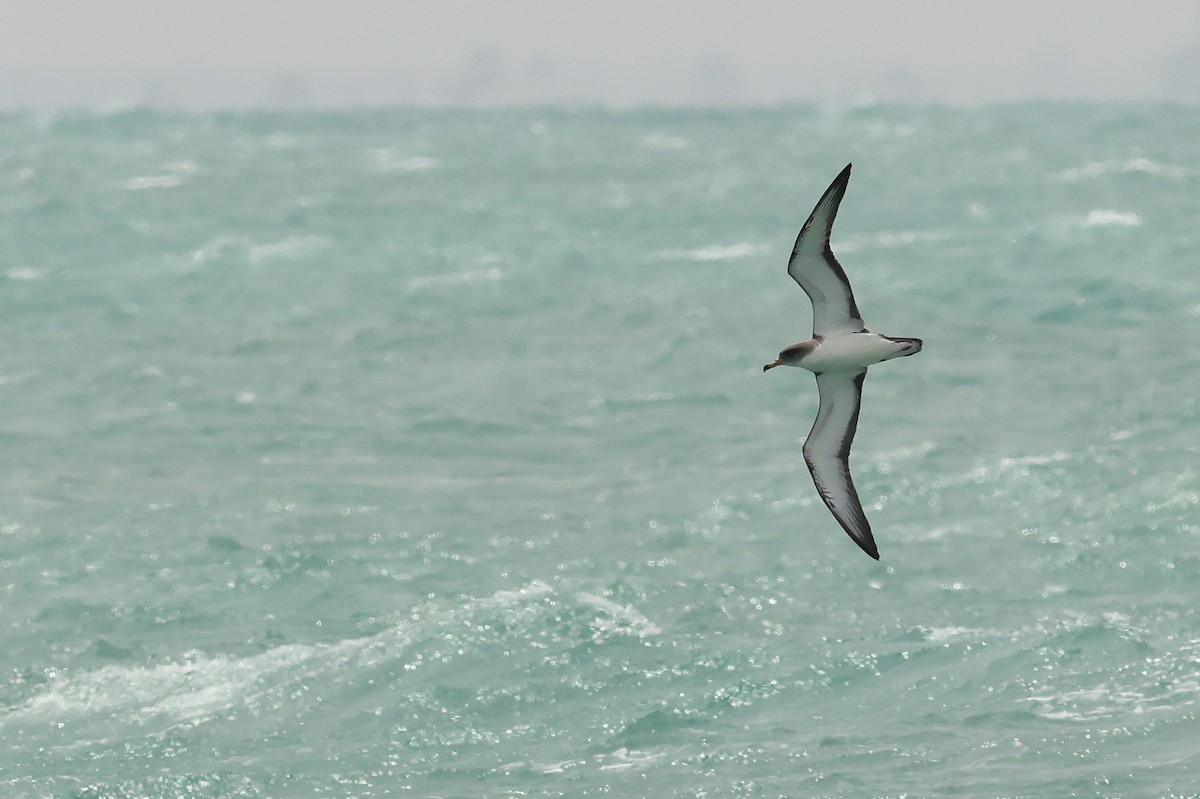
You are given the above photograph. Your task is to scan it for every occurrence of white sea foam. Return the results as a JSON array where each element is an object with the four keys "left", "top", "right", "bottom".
[
  {"left": 247, "top": 235, "right": 335, "bottom": 265},
  {"left": 1058, "top": 157, "right": 1188, "bottom": 182},
  {"left": 122, "top": 175, "right": 182, "bottom": 190},
  {"left": 836, "top": 229, "right": 952, "bottom": 253},
  {"left": 122, "top": 161, "right": 197, "bottom": 191},
  {"left": 576, "top": 592, "right": 662, "bottom": 640},
  {"left": 923, "top": 625, "right": 984, "bottom": 642},
  {"left": 1081, "top": 209, "right": 1142, "bottom": 227},
  {"left": 655, "top": 242, "right": 767, "bottom": 261},
  {"left": 408, "top": 266, "right": 504, "bottom": 290},
  {"left": 369, "top": 149, "right": 441, "bottom": 173},
  {"left": 641, "top": 133, "right": 690, "bottom": 150}
]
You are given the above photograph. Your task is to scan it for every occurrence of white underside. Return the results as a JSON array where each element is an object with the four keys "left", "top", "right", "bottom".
[{"left": 798, "top": 333, "right": 912, "bottom": 373}]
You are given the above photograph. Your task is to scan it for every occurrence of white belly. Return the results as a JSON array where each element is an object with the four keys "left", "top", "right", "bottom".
[{"left": 800, "top": 333, "right": 909, "bottom": 373}]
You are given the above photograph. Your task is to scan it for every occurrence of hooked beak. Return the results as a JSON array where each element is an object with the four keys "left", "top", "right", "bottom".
[{"left": 763, "top": 359, "right": 782, "bottom": 372}]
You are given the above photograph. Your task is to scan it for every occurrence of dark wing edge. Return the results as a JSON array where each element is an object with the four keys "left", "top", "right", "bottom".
[
  {"left": 791, "top": 163, "right": 852, "bottom": 258},
  {"left": 802, "top": 369, "right": 880, "bottom": 560}
]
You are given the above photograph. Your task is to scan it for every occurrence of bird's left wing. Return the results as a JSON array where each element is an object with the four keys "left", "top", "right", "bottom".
[{"left": 802, "top": 369, "right": 879, "bottom": 559}]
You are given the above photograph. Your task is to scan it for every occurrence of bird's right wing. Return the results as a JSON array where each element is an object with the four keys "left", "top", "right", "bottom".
[{"left": 787, "top": 164, "right": 866, "bottom": 338}]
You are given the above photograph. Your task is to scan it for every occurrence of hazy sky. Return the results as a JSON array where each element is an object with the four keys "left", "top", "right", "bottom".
[{"left": 2, "top": 0, "right": 1200, "bottom": 108}]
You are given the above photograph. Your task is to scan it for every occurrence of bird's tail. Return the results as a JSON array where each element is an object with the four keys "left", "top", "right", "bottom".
[{"left": 882, "top": 336, "right": 922, "bottom": 359}]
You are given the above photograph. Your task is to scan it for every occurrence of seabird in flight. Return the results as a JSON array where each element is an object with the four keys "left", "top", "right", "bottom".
[{"left": 763, "top": 164, "right": 922, "bottom": 559}]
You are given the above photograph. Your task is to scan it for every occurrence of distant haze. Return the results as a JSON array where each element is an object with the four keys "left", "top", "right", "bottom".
[{"left": 3, "top": 0, "right": 1200, "bottom": 108}]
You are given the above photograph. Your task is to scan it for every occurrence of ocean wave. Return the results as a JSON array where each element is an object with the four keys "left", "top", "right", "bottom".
[{"left": 3, "top": 580, "right": 664, "bottom": 739}]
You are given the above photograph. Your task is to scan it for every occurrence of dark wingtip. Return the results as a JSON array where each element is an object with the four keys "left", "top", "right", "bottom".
[
  {"left": 857, "top": 539, "right": 881, "bottom": 560},
  {"left": 832, "top": 164, "right": 852, "bottom": 193},
  {"left": 854, "top": 530, "right": 880, "bottom": 560}
]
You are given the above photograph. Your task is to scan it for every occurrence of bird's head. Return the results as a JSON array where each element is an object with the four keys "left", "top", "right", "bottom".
[{"left": 763, "top": 340, "right": 816, "bottom": 372}]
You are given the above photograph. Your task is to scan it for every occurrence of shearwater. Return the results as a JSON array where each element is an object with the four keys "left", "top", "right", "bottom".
[{"left": 763, "top": 164, "right": 923, "bottom": 560}]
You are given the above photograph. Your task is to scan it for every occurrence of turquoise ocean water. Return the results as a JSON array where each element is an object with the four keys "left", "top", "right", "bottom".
[{"left": 1, "top": 105, "right": 1199, "bottom": 797}]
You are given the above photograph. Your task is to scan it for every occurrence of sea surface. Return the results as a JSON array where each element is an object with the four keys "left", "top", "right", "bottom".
[{"left": 1, "top": 104, "right": 1199, "bottom": 798}]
